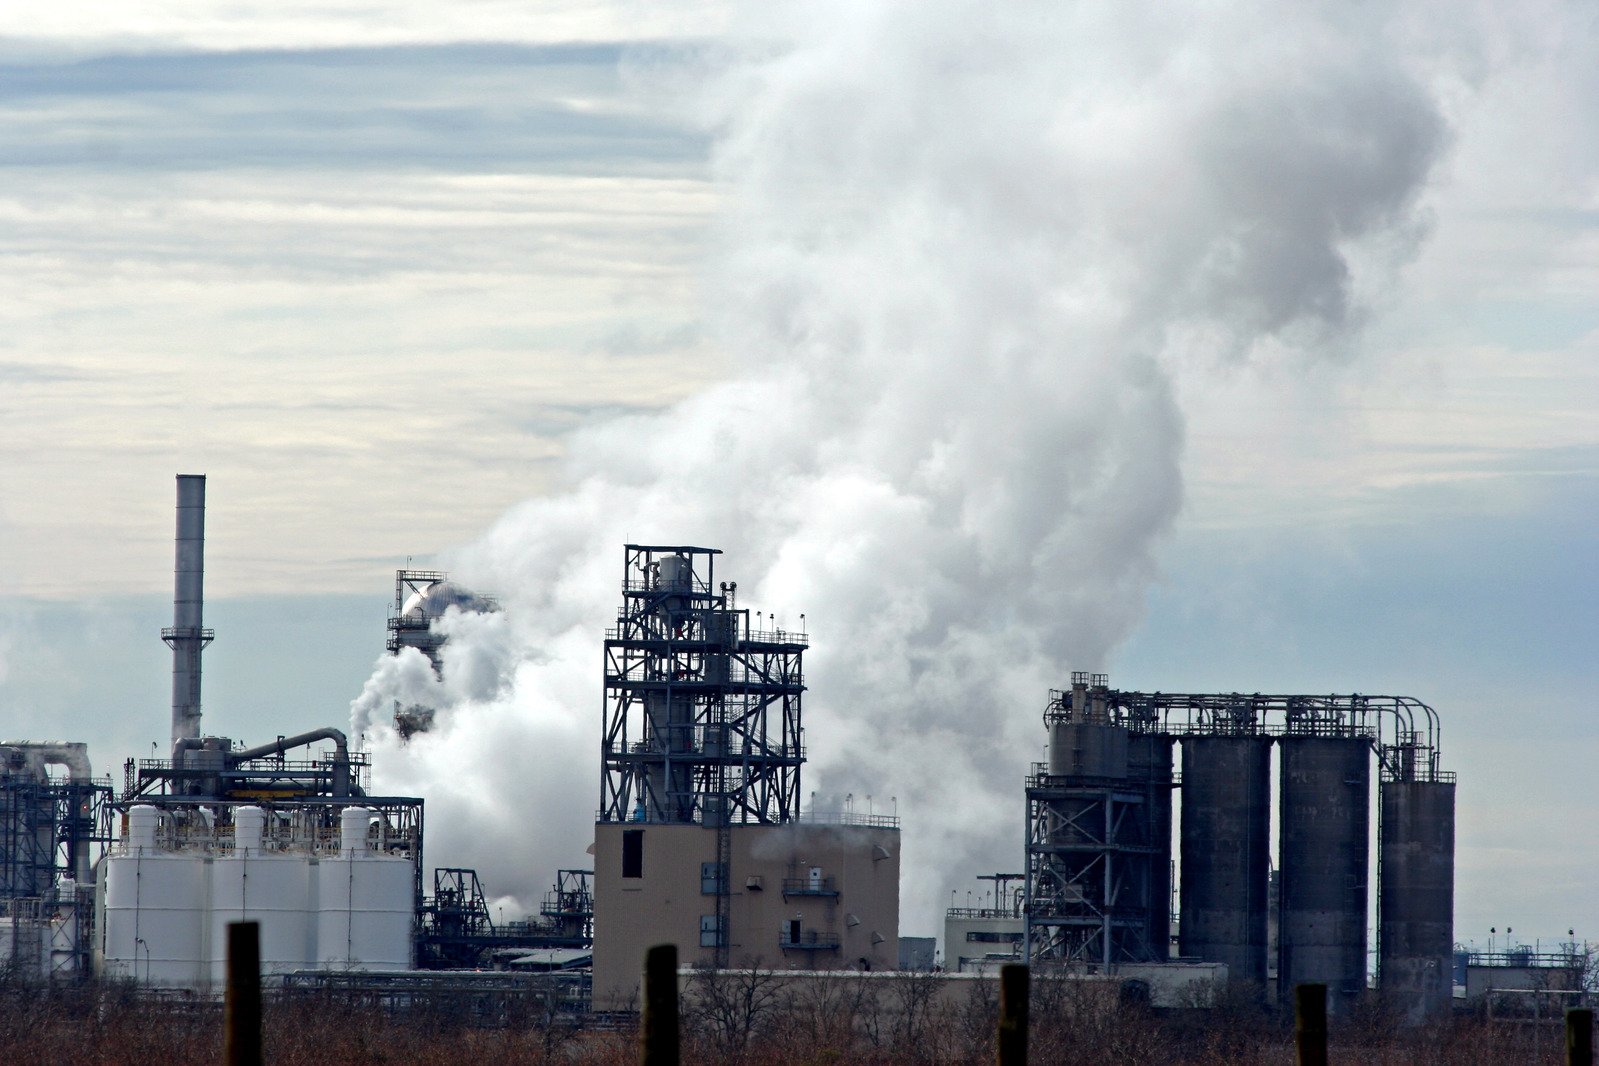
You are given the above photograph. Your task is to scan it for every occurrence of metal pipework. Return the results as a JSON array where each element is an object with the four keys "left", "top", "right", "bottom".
[
  {"left": 163, "top": 474, "right": 213, "bottom": 756},
  {"left": 228, "top": 728, "right": 353, "bottom": 797}
]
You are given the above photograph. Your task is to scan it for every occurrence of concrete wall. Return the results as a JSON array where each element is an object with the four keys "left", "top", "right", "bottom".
[{"left": 592, "top": 821, "right": 900, "bottom": 1009}]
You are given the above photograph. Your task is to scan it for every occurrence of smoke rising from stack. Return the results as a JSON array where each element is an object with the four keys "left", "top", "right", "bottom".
[{"left": 353, "top": 1, "right": 1452, "bottom": 925}]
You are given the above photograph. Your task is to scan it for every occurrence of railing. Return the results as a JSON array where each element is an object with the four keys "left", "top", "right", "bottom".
[
  {"left": 795, "top": 811, "right": 899, "bottom": 829},
  {"left": 782, "top": 876, "right": 838, "bottom": 897},
  {"left": 946, "top": 907, "right": 1021, "bottom": 920},
  {"left": 779, "top": 931, "right": 840, "bottom": 950}
]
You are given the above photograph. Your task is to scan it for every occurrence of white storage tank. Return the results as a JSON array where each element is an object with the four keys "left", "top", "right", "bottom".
[
  {"left": 316, "top": 807, "right": 412, "bottom": 970},
  {"left": 206, "top": 806, "right": 314, "bottom": 987},
  {"left": 102, "top": 805, "right": 207, "bottom": 986}
]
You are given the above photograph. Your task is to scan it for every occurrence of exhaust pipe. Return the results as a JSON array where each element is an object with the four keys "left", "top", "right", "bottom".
[{"left": 162, "top": 474, "right": 213, "bottom": 759}]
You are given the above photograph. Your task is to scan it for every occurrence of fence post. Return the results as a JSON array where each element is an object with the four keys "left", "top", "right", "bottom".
[
  {"left": 1295, "top": 983, "right": 1328, "bottom": 1066},
  {"left": 997, "top": 962, "right": 1029, "bottom": 1065},
  {"left": 1570, "top": 1008, "right": 1594, "bottom": 1066},
  {"left": 224, "top": 920, "right": 263, "bottom": 1066},
  {"left": 641, "top": 944, "right": 680, "bottom": 1066}
]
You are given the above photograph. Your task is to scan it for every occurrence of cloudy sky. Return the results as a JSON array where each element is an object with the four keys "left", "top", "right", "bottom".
[{"left": 1, "top": 1, "right": 1594, "bottom": 952}]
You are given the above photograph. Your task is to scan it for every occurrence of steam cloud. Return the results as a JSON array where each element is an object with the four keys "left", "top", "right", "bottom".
[{"left": 353, "top": 1, "right": 1450, "bottom": 930}]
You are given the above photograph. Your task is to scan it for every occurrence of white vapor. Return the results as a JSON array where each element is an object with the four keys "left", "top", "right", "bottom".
[{"left": 354, "top": 1, "right": 1454, "bottom": 929}]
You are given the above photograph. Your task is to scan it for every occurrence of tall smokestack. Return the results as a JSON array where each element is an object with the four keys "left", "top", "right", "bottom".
[{"left": 163, "top": 474, "right": 213, "bottom": 755}]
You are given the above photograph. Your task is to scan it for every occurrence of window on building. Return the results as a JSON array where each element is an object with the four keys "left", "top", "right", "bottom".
[
  {"left": 622, "top": 829, "right": 644, "bottom": 878},
  {"left": 966, "top": 930, "right": 1024, "bottom": 944},
  {"left": 700, "top": 914, "right": 725, "bottom": 948},
  {"left": 701, "top": 861, "right": 727, "bottom": 895}
]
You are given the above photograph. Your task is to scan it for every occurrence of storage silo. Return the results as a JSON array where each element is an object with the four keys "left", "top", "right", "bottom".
[
  {"left": 102, "top": 805, "right": 207, "bottom": 986},
  {"left": 1128, "top": 732, "right": 1175, "bottom": 958},
  {"left": 1278, "top": 736, "right": 1370, "bottom": 1011},
  {"left": 207, "top": 806, "right": 313, "bottom": 987},
  {"left": 1378, "top": 777, "right": 1455, "bottom": 1022},
  {"left": 1179, "top": 735, "right": 1272, "bottom": 988},
  {"left": 316, "top": 807, "right": 414, "bottom": 971}
]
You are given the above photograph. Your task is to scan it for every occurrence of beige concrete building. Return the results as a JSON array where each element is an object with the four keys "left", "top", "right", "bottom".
[
  {"left": 943, "top": 908, "right": 1025, "bottom": 973},
  {"left": 592, "top": 819, "right": 900, "bottom": 1009}
]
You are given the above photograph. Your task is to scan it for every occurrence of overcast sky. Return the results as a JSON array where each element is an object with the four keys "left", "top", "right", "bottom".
[{"left": 1, "top": 2, "right": 1594, "bottom": 950}]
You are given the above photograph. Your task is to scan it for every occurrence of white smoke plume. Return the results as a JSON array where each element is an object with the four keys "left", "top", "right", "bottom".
[{"left": 354, "top": 1, "right": 1452, "bottom": 929}]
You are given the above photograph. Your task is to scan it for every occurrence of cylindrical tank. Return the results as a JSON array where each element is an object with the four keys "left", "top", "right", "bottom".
[
  {"left": 316, "top": 820, "right": 413, "bottom": 971},
  {"left": 340, "top": 807, "right": 371, "bottom": 854},
  {"left": 1129, "top": 733, "right": 1175, "bottom": 959},
  {"left": 1179, "top": 735, "right": 1272, "bottom": 988},
  {"left": 657, "top": 555, "right": 692, "bottom": 592},
  {"left": 1047, "top": 721, "right": 1128, "bottom": 779},
  {"left": 103, "top": 807, "right": 206, "bottom": 986},
  {"left": 1278, "top": 736, "right": 1371, "bottom": 1012},
  {"left": 209, "top": 807, "right": 312, "bottom": 986},
  {"left": 1379, "top": 779, "right": 1455, "bottom": 1023}
]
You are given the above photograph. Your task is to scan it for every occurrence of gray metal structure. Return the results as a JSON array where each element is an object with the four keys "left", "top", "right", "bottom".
[
  {"left": 1024, "top": 675, "right": 1170, "bottom": 967},
  {"left": 598, "top": 545, "right": 807, "bottom": 827},
  {"left": 0, "top": 744, "right": 110, "bottom": 899},
  {"left": 1022, "top": 675, "right": 1455, "bottom": 1019},
  {"left": 1378, "top": 731, "right": 1456, "bottom": 1022},
  {"left": 1277, "top": 733, "right": 1370, "bottom": 1011},
  {"left": 1178, "top": 734, "right": 1272, "bottom": 987},
  {"left": 162, "top": 474, "right": 213, "bottom": 757}
]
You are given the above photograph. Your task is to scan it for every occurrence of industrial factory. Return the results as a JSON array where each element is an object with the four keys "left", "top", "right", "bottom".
[
  {"left": 6, "top": 475, "right": 1569, "bottom": 1027},
  {"left": 1018, "top": 675, "right": 1456, "bottom": 1022}
]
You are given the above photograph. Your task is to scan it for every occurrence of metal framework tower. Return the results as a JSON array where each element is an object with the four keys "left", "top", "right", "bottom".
[
  {"left": 0, "top": 774, "right": 110, "bottom": 900},
  {"left": 599, "top": 545, "right": 806, "bottom": 965},
  {"left": 599, "top": 545, "right": 806, "bottom": 826}
]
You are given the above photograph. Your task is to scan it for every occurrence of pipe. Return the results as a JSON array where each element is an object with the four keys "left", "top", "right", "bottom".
[
  {"left": 0, "top": 741, "right": 92, "bottom": 783},
  {"left": 227, "top": 728, "right": 352, "bottom": 797},
  {"left": 164, "top": 474, "right": 212, "bottom": 756}
]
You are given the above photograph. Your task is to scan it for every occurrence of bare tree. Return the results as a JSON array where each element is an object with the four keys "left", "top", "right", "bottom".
[
  {"left": 681, "top": 959, "right": 787, "bottom": 1062},
  {"left": 885, "top": 968, "right": 949, "bottom": 1062}
]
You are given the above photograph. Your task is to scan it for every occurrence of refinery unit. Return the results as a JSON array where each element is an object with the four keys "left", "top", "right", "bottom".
[
  {"left": 0, "top": 474, "right": 1505, "bottom": 1028},
  {"left": 590, "top": 545, "right": 900, "bottom": 1008},
  {"left": 1017, "top": 674, "right": 1457, "bottom": 1022}
]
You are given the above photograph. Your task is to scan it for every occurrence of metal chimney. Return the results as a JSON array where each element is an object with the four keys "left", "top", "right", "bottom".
[{"left": 162, "top": 474, "right": 213, "bottom": 756}]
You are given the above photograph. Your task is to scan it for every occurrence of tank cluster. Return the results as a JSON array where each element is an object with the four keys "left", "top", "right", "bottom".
[{"left": 1024, "top": 673, "right": 1455, "bottom": 1022}]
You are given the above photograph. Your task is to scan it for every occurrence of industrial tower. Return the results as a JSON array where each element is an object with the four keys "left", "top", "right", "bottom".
[
  {"left": 591, "top": 545, "right": 899, "bottom": 1007},
  {"left": 599, "top": 544, "right": 805, "bottom": 828}
]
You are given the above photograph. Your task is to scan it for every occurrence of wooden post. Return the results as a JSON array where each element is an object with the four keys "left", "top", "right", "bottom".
[
  {"left": 641, "top": 944, "right": 680, "bottom": 1066},
  {"left": 1570, "top": 1008, "right": 1594, "bottom": 1066},
  {"left": 1295, "top": 983, "right": 1328, "bottom": 1066},
  {"left": 997, "top": 962, "right": 1029, "bottom": 1065},
  {"left": 224, "top": 920, "right": 263, "bottom": 1066}
]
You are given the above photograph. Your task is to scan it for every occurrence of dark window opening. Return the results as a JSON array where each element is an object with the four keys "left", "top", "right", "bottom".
[{"left": 622, "top": 829, "right": 644, "bottom": 878}]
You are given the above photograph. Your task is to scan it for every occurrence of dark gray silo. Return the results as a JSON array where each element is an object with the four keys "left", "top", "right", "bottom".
[
  {"left": 1178, "top": 735, "right": 1272, "bottom": 988},
  {"left": 1278, "top": 735, "right": 1371, "bottom": 1012},
  {"left": 1378, "top": 777, "right": 1456, "bottom": 1022},
  {"left": 1129, "top": 732, "right": 1176, "bottom": 958}
]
